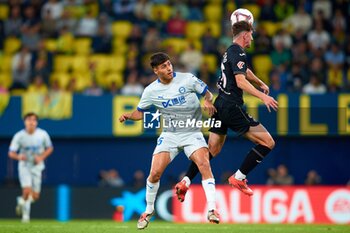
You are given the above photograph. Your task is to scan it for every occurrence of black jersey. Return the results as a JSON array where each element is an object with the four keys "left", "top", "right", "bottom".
[{"left": 217, "top": 43, "right": 247, "bottom": 105}]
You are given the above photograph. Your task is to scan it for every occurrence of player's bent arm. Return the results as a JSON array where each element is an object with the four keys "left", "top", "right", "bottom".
[
  {"left": 203, "top": 89, "right": 213, "bottom": 103},
  {"left": 40, "top": 146, "right": 54, "bottom": 160},
  {"left": 236, "top": 74, "right": 266, "bottom": 99},
  {"left": 8, "top": 151, "right": 24, "bottom": 161},
  {"left": 235, "top": 74, "right": 278, "bottom": 112},
  {"left": 202, "top": 90, "right": 217, "bottom": 116},
  {"left": 119, "top": 110, "right": 143, "bottom": 122},
  {"left": 246, "top": 69, "right": 269, "bottom": 95}
]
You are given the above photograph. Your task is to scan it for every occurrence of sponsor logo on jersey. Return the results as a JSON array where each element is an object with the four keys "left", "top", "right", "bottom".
[{"left": 237, "top": 61, "right": 245, "bottom": 69}]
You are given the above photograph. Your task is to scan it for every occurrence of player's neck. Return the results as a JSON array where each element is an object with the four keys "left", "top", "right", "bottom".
[
  {"left": 232, "top": 38, "right": 245, "bottom": 49},
  {"left": 158, "top": 77, "right": 173, "bottom": 85},
  {"left": 26, "top": 128, "right": 36, "bottom": 134}
]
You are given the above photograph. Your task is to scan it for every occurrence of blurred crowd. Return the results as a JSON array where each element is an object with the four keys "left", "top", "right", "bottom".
[{"left": 0, "top": 0, "right": 349, "bottom": 96}]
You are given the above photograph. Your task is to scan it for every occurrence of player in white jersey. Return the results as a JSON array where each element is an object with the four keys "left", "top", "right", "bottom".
[
  {"left": 119, "top": 52, "right": 220, "bottom": 229},
  {"left": 8, "top": 112, "right": 53, "bottom": 223}
]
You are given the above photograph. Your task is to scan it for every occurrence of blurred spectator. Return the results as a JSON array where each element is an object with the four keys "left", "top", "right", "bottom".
[
  {"left": 31, "top": 57, "right": 50, "bottom": 85},
  {"left": 269, "top": 70, "right": 286, "bottom": 95},
  {"left": 267, "top": 164, "right": 294, "bottom": 185},
  {"left": 282, "top": 4, "right": 312, "bottom": 35},
  {"left": 0, "top": 82, "right": 8, "bottom": 94},
  {"left": 287, "top": 63, "right": 307, "bottom": 92},
  {"left": 312, "top": 0, "right": 332, "bottom": 20},
  {"left": 305, "top": 170, "right": 322, "bottom": 185},
  {"left": 113, "top": 0, "right": 136, "bottom": 21},
  {"left": 307, "top": 20, "right": 330, "bottom": 52},
  {"left": 108, "top": 81, "right": 119, "bottom": 95},
  {"left": 179, "top": 43, "right": 203, "bottom": 73},
  {"left": 56, "top": 9, "right": 77, "bottom": 34},
  {"left": 132, "top": 170, "right": 145, "bottom": 189},
  {"left": 21, "top": 6, "right": 41, "bottom": 51},
  {"left": 187, "top": 0, "right": 204, "bottom": 21},
  {"left": 270, "top": 40, "right": 291, "bottom": 68},
  {"left": 56, "top": 26, "right": 74, "bottom": 54},
  {"left": 196, "top": 62, "right": 216, "bottom": 90},
  {"left": 202, "top": 28, "right": 218, "bottom": 54},
  {"left": 27, "top": 75, "right": 48, "bottom": 94},
  {"left": 4, "top": 5, "right": 22, "bottom": 37},
  {"left": 142, "top": 26, "right": 161, "bottom": 53},
  {"left": 99, "top": 169, "right": 124, "bottom": 187},
  {"left": 83, "top": 79, "right": 103, "bottom": 96},
  {"left": 325, "top": 43, "right": 345, "bottom": 70},
  {"left": 92, "top": 25, "right": 112, "bottom": 54},
  {"left": 41, "top": 0, "right": 63, "bottom": 20},
  {"left": 170, "top": 0, "right": 189, "bottom": 20},
  {"left": 272, "top": 29, "right": 292, "bottom": 50},
  {"left": 254, "top": 26, "right": 272, "bottom": 54},
  {"left": 302, "top": 73, "right": 327, "bottom": 94},
  {"left": 332, "top": 9, "right": 346, "bottom": 32},
  {"left": 133, "top": 0, "right": 153, "bottom": 21},
  {"left": 120, "top": 70, "right": 144, "bottom": 96},
  {"left": 166, "top": 10, "right": 187, "bottom": 37},
  {"left": 41, "top": 9, "right": 58, "bottom": 38},
  {"left": 260, "top": 0, "right": 276, "bottom": 21},
  {"left": 291, "top": 41, "right": 309, "bottom": 68},
  {"left": 75, "top": 10, "right": 98, "bottom": 37},
  {"left": 273, "top": 0, "right": 294, "bottom": 21},
  {"left": 11, "top": 46, "right": 32, "bottom": 90}
]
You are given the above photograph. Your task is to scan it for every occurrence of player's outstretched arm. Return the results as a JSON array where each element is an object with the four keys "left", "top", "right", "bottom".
[
  {"left": 236, "top": 74, "right": 278, "bottom": 112},
  {"left": 119, "top": 110, "right": 143, "bottom": 123},
  {"left": 246, "top": 68, "right": 270, "bottom": 95},
  {"left": 202, "top": 90, "right": 217, "bottom": 116}
]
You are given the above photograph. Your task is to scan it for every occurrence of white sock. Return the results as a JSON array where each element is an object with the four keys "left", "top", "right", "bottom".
[
  {"left": 145, "top": 180, "right": 160, "bottom": 214},
  {"left": 202, "top": 178, "right": 216, "bottom": 211},
  {"left": 235, "top": 169, "right": 246, "bottom": 180},
  {"left": 182, "top": 176, "right": 191, "bottom": 187},
  {"left": 22, "top": 199, "right": 31, "bottom": 220}
]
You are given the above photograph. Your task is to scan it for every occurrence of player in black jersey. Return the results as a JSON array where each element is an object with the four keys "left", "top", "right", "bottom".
[{"left": 175, "top": 21, "right": 278, "bottom": 201}]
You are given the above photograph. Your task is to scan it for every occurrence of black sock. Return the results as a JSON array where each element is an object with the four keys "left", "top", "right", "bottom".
[
  {"left": 185, "top": 153, "right": 214, "bottom": 181},
  {"left": 239, "top": 144, "right": 271, "bottom": 175}
]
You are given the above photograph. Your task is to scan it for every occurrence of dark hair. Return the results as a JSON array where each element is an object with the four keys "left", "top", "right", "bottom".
[
  {"left": 150, "top": 52, "right": 170, "bottom": 68},
  {"left": 232, "top": 21, "right": 253, "bottom": 37},
  {"left": 23, "top": 112, "right": 39, "bottom": 120}
]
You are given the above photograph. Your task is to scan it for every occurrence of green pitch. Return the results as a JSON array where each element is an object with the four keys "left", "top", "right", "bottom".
[{"left": 0, "top": 220, "right": 349, "bottom": 233}]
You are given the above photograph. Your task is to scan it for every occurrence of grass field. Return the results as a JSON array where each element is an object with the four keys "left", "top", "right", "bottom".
[{"left": 0, "top": 220, "right": 349, "bottom": 233}]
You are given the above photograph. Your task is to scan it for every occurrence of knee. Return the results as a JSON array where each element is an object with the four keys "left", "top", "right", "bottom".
[
  {"left": 23, "top": 190, "right": 31, "bottom": 199},
  {"left": 149, "top": 170, "right": 161, "bottom": 183},
  {"left": 32, "top": 193, "right": 40, "bottom": 201}
]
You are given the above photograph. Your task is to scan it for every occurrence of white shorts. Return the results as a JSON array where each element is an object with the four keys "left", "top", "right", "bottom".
[
  {"left": 153, "top": 131, "right": 208, "bottom": 161},
  {"left": 19, "top": 164, "right": 44, "bottom": 193}
]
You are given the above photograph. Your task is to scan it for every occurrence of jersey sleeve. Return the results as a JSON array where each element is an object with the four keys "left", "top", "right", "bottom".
[
  {"left": 9, "top": 132, "right": 21, "bottom": 152},
  {"left": 137, "top": 88, "right": 152, "bottom": 112},
  {"left": 228, "top": 47, "right": 247, "bottom": 76},
  {"left": 43, "top": 131, "right": 53, "bottom": 148},
  {"left": 187, "top": 74, "right": 208, "bottom": 96}
]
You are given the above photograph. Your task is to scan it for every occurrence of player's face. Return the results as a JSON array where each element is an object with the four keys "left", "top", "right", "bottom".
[
  {"left": 153, "top": 60, "right": 174, "bottom": 83},
  {"left": 24, "top": 115, "right": 38, "bottom": 133},
  {"left": 243, "top": 31, "right": 253, "bottom": 48}
]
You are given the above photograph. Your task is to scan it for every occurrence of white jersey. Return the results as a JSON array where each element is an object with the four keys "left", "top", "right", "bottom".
[
  {"left": 9, "top": 128, "right": 53, "bottom": 170},
  {"left": 137, "top": 72, "right": 208, "bottom": 133}
]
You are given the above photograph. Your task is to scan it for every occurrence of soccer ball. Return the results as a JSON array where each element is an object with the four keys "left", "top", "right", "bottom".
[{"left": 230, "top": 8, "right": 254, "bottom": 26}]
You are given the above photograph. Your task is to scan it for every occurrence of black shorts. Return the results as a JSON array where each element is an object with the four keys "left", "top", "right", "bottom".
[{"left": 209, "top": 96, "right": 260, "bottom": 136}]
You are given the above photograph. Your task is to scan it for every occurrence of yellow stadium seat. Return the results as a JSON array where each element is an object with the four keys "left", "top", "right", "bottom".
[
  {"left": 45, "top": 39, "right": 57, "bottom": 52},
  {"left": 112, "top": 38, "right": 129, "bottom": 55},
  {"left": 4, "top": 37, "right": 21, "bottom": 54},
  {"left": 0, "top": 4, "right": 9, "bottom": 20},
  {"left": 72, "top": 55, "right": 89, "bottom": 72},
  {"left": 204, "top": 4, "right": 222, "bottom": 22},
  {"left": 252, "top": 55, "right": 272, "bottom": 84},
  {"left": 162, "top": 38, "right": 188, "bottom": 54},
  {"left": 203, "top": 54, "right": 218, "bottom": 73},
  {"left": 106, "top": 72, "right": 124, "bottom": 89},
  {"left": 185, "top": 21, "right": 205, "bottom": 39},
  {"left": 89, "top": 54, "right": 109, "bottom": 74},
  {"left": 242, "top": 4, "right": 261, "bottom": 20},
  {"left": 54, "top": 55, "right": 73, "bottom": 72},
  {"left": 226, "top": 2, "right": 237, "bottom": 13},
  {"left": 259, "top": 21, "right": 282, "bottom": 36},
  {"left": 0, "top": 72, "right": 12, "bottom": 88},
  {"left": 205, "top": 22, "right": 221, "bottom": 38},
  {"left": 50, "top": 72, "right": 71, "bottom": 89},
  {"left": 151, "top": 4, "right": 172, "bottom": 22},
  {"left": 0, "top": 55, "right": 12, "bottom": 72},
  {"left": 71, "top": 71, "right": 92, "bottom": 91},
  {"left": 73, "top": 38, "right": 92, "bottom": 55},
  {"left": 328, "top": 68, "right": 343, "bottom": 87},
  {"left": 109, "top": 55, "right": 126, "bottom": 73},
  {"left": 112, "top": 21, "right": 133, "bottom": 38}
]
